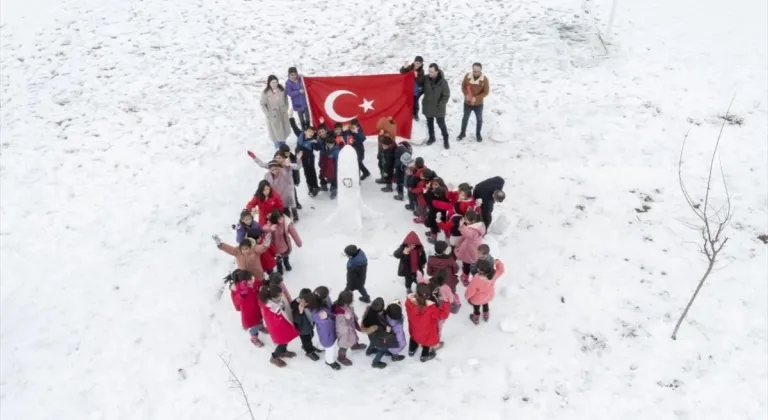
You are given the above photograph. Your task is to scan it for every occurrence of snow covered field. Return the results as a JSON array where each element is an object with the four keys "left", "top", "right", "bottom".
[{"left": 1, "top": 0, "right": 766, "bottom": 418}]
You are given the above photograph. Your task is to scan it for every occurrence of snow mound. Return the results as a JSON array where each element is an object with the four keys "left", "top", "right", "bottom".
[
  {"left": 499, "top": 317, "right": 518, "bottom": 333},
  {"left": 448, "top": 366, "right": 463, "bottom": 378}
]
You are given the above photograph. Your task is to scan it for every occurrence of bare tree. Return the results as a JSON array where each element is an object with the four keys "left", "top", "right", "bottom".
[
  {"left": 672, "top": 97, "right": 735, "bottom": 340},
  {"left": 219, "top": 354, "right": 256, "bottom": 420}
]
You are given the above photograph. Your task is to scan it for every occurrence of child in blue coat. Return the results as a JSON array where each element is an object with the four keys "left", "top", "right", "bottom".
[{"left": 344, "top": 245, "right": 371, "bottom": 303}]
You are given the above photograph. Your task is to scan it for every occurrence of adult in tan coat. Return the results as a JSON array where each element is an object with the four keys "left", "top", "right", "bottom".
[
  {"left": 212, "top": 235, "right": 271, "bottom": 281},
  {"left": 458, "top": 62, "right": 490, "bottom": 142}
]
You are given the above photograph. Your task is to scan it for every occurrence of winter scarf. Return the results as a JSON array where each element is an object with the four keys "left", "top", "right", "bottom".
[{"left": 410, "top": 247, "right": 420, "bottom": 274}]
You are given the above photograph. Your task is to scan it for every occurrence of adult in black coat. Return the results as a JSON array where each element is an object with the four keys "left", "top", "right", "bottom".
[{"left": 472, "top": 176, "right": 506, "bottom": 230}]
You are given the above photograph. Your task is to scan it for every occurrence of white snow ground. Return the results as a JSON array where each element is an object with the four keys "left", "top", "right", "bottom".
[{"left": 1, "top": 0, "right": 766, "bottom": 418}]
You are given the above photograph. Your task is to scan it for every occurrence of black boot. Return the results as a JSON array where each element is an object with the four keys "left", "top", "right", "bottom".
[
  {"left": 291, "top": 207, "right": 299, "bottom": 222},
  {"left": 330, "top": 189, "right": 337, "bottom": 199},
  {"left": 381, "top": 184, "right": 393, "bottom": 192},
  {"left": 443, "top": 138, "right": 450, "bottom": 150},
  {"left": 375, "top": 177, "right": 388, "bottom": 184},
  {"left": 309, "top": 187, "right": 319, "bottom": 197},
  {"left": 426, "top": 138, "right": 436, "bottom": 146},
  {"left": 393, "top": 193, "right": 404, "bottom": 201},
  {"left": 283, "top": 256, "right": 292, "bottom": 272},
  {"left": 457, "top": 134, "right": 466, "bottom": 141},
  {"left": 405, "top": 203, "right": 414, "bottom": 210},
  {"left": 276, "top": 257, "right": 284, "bottom": 275},
  {"left": 319, "top": 184, "right": 329, "bottom": 192},
  {"left": 476, "top": 133, "right": 483, "bottom": 142}
]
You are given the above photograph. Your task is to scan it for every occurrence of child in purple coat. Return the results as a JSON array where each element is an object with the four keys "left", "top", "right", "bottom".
[
  {"left": 310, "top": 286, "right": 341, "bottom": 370},
  {"left": 385, "top": 301, "right": 407, "bottom": 361},
  {"left": 286, "top": 67, "right": 310, "bottom": 129}
]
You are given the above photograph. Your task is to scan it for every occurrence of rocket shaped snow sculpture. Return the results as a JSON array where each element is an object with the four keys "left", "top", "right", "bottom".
[{"left": 326, "top": 145, "right": 380, "bottom": 231}]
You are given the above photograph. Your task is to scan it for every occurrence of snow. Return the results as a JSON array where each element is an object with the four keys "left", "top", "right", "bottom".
[{"left": 1, "top": 0, "right": 766, "bottom": 418}]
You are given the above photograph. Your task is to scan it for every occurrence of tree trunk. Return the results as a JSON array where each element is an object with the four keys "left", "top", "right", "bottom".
[{"left": 671, "top": 258, "right": 715, "bottom": 340}]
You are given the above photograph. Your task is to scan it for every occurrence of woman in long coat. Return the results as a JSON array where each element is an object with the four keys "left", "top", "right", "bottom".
[{"left": 260, "top": 75, "right": 292, "bottom": 149}]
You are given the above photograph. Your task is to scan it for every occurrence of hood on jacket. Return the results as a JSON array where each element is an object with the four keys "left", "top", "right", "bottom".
[
  {"left": 347, "top": 249, "right": 368, "bottom": 267},
  {"left": 402, "top": 231, "right": 422, "bottom": 247},
  {"left": 430, "top": 70, "right": 445, "bottom": 84}
]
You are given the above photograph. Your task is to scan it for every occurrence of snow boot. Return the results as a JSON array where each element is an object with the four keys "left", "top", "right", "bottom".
[
  {"left": 275, "top": 257, "right": 284, "bottom": 275},
  {"left": 420, "top": 352, "right": 437, "bottom": 362},
  {"left": 375, "top": 177, "right": 388, "bottom": 184},
  {"left": 326, "top": 361, "right": 341, "bottom": 370},
  {"left": 469, "top": 313, "right": 480, "bottom": 325},
  {"left": 483, "top": 311, "right": 490, "bottom": 322},
  {"left": 443, "top": 139, "right": 450, "bottom": 150},
  {"left": 279, "top": 351, "right": 297, "bottom": 359},
  {"left": 460, "top": 273, "right": 470, "bottom": 287},
  {"left": 372, "top": 361, "right": 387, "bottom": 369},
  {"left": 283, "top": 257, "right": 292, "bottom": 272},
  {"left": 408, "top": 349, "right": 416, "bottom": 357},
  {"left": 457, "top": 134, "right": 466, "bottom": 141},
  {"left": 426, "top": 138, "right": 436, "bottom": 146},
  {"left": 405, "top": 203, "right": 414, "bottom": 210},
  {"left": 250, "top": 336, "right": 264, "bottom": 347},
  {"left": 359, "top": 295, "right": 371, "bottom": 304},
  {"left": 351, "top": 343, "right": 367, "bottom": 351},
  {"left": 319, "top": 184, "right": 329, "bottom": 192},
  {"left": 476, "top": 134, "right": 483, "bottom": 142},
  {"left": 338, "top": 349, "right": 353, "bottom": 366},
  {"left": 365, "top": 347, "right": 376, "bottom": 357},
  {"left": 309, "top": 187, "right": 319, "bottom": 197},
  {"left": 360, "top": 172, "right": 370, "bottom": 181},
  {"left": 391, "top": 354, "right": 405, "bottom": 362},
  {"left": 305, "top": 352, "right": 320, "bottom": 362},
  {"left": 270, "top": 357, "right": 287, "bottom": 367},
  {"left": 393, "top": 193, "right": 404, "bottom": 201},
  {"left": 330, "top": 189, "right": 337, "bottom": 199},
  {"left": 381, "top": 184, "right": 393, "bottom": 193}
]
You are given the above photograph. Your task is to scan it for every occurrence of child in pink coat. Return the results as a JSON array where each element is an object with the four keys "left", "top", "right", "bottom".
[
  {"left": 266, "top": 209, "right": 303, "bottom": 274},
  {"left": 464, "top": 258, "right": 505, "bottom": 325},
  {"left": 453, "top": 209, "right": 486, "bottom": 286},
  {"left": 258, "top": 278, "right": 299, "bottom": 367}
]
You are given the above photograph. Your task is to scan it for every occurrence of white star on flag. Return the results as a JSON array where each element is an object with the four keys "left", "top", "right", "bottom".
[{"left": 358, "top": 98, "right": 375, "bottom": 113}]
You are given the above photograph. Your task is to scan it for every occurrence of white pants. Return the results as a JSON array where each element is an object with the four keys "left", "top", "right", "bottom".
[{"left": 324, "top": 343, "right": 337, "bottom": 364}]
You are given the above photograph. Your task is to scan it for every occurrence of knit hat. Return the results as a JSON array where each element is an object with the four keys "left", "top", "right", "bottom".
[
  {"left": 344, "top": 244, "right": 359, "bottom": 257},
  {"left": 414, "top": 56, "right": 424, "bottom": 63},
  {"left": 400, "top": 152, "right": 415, "bottom": 166},
  {"left": 434, "top": 240, "right": 449, "bottom": 255},
  {"left": 267, "top": 160, "right": 280, "bottom": 168}
]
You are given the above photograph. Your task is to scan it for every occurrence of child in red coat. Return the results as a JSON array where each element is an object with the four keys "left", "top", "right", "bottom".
[
  {"left": 405, "top": 283, "right": 450, "bottom": 362},
  {"left": 226, "top": 269, "right": 266, "bottom": 347},
  {"left": 258, "top": 274, "right": 299, "bottom": 367},
  {"left": 245, "top": 180, "right": 285, "bottom": 226}
]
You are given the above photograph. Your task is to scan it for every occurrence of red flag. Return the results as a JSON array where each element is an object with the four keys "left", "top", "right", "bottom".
[{"left": 303, "top": 73, "right": 415, "bottom": 139}]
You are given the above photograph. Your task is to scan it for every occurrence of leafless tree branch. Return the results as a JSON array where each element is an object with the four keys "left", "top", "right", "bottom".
[
  {"left": 219, "top": 354, "right": 256, "bottom": 420},
  {"left": 672, "top": 97, "right": 735, "bottom": 340}
]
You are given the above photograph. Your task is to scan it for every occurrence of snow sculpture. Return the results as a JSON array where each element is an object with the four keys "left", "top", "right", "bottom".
[{"left": 326, "top": 145, "right": 380, "bottom": 231}]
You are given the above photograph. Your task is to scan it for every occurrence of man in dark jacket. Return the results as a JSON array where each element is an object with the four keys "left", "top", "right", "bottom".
[
  {"left": 422, "top": 63, "right": 451, "bottom": 149},
  {"left": 344, "top": 245, "right": 371, "bottom": 303},
  {"left": 378, "top": 136, "right": 397, "bottom": 193},
  {"left": 472, "top": 176, "right": 505, "bottom": 230}
]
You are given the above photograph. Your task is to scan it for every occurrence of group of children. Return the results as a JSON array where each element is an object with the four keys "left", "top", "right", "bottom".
[{"left": 211, "top": 112, "right": 507, "bottom": 369}]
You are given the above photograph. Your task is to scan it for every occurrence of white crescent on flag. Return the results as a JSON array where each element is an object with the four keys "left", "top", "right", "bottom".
[{"left": 324, "top": 90, "right": 358, "bottom": 122}]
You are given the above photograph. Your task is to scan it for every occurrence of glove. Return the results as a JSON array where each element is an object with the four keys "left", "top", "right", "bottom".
[
  {"left": 475, "top": 198, "right": 483, "bottom": 207},
  {"left": 212, "top": 235, "right": 222, "bottom": 246}
]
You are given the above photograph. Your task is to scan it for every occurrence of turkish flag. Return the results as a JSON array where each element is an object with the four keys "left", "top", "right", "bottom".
[{"left": 304, "top": 73, "right": 414, "bottom": 139}]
